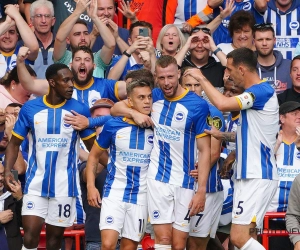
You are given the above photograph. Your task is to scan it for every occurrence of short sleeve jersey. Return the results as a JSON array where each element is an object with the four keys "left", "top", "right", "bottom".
[
  {"left": 147, "top": 89, "right": 210, "bottom": 189},
  {"left": 95, "top": 117, "right": 153, "bottom": 205},
  {"left": 234, "top": 82, "right": 279, "bottom": 180},
  {"left": 12, "top": 96, "right": 95, "bottom": 198}
]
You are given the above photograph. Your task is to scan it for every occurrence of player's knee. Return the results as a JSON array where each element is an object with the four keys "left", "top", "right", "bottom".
[
  {"left": 101, "top": 239, "right": 117, "bottom": 250},
  {"left": 155, "top": 236, "right": 172, "bottom": 245},
  {"left": 46, "top": 238, "right": 62, "bottom": 250},
  {"left": 23, "top": 234, "right": 40, "bottom": 248}
]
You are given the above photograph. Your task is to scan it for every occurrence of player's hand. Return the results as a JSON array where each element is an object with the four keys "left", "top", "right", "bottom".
[
  {"left": 0, "top": 209, "right": 14, "bottom": 224},
  {"left": 294, "top": 241, "right": 300, "bottom": 250},
  {"left": 183, "top": 67, "right": 206, "bottom": 83},
  {"left": 220, "top": 151, "right": 236, "bottom": 178},
  {"left": 131, "top": 109, "right": 153, "bottom": 128},
  {"left": 7, "top": 180, "right": 22, "bottom": 201},
  {"left": 87, "top": 186, "right": 101, "bottom": 208},
  {"left": 189, "top": 190, "right": 206, "bottom": 216},
  {"left": 75, "top": 0, "right": 91, "bottom": 14},
  {"left": 204, "top": 125, "right": 222, "bottom": 140},
  {"left": 17, "top": 47, "right": 30, "bottom": 63},
  {"left": 64, "top": 111, "right": 89, "bottom": 131}
]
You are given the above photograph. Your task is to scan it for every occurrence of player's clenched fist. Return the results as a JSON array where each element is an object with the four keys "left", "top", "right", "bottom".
[{"left": 17, "top": 47, "right": 30, "bottom": 63}]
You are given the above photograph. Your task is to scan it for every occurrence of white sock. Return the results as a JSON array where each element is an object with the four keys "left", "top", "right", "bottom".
[
  {"left": 154, "top": 244, "right": 172, "bottom": 249},
  {"left": 240, "top": 238, "right": 265, "bottom": 250},
  {"left": 22, "top": 246, "right": 37, "bottom": 250}
]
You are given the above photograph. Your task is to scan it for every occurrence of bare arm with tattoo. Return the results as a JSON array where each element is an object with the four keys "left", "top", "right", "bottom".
[{"left": 205, "top": 126, "right": 236, "bottom": 142}]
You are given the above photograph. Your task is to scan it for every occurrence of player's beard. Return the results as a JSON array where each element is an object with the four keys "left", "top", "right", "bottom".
[{"left": 71, "top": 67, "right": 94, "bottom": 87}]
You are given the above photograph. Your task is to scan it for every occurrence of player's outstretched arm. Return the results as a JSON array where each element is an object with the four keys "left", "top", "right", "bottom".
[
  {"left": 17, "top": 47, "right": 48, "bottom": 95},
  {"left": 189, "top": 135, "right": 211, "bottom": 216},
  {"left": 86, "top": 144, "right": 106, "bottom": 208},
  {"left": 4, "top": 135, "right": 23, "bottom": 190},
  {"left": 184, "top": 68, "right": 240, "bottom": 112}
]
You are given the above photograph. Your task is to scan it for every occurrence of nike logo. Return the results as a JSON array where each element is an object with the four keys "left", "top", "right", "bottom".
[
  {"left": 58, "top": 219, "right": 65, "bottom": 223},
  {"left": 117, "top": 135, "right": 124, "bottom": 139},
  {"left": 35, "top": 121, "right": 43, "bottom": 125}
]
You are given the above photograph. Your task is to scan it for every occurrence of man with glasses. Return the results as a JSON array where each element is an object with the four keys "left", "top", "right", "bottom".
[
  {"left": 0, "top": 4, "right": 38, "bottom": 78},
  {"left": 26, "top": 0, "right": 55, "bottom": 79},
  {"left": 254, "top": 23, "right": 292, "bottom": 94}
]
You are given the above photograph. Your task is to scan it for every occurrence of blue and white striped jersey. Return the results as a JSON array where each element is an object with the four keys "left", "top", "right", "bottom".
[
  {"left": 174, "top": 0, "right": 207, "bottom": 24},
  {"left": 213, "top": 0, "right": 264, "bottom": 46},
  {"left": 234, "top": 82, "right": 279, "bottom": 180},
  {"left": 147, "top": 89, "right": 210, "bottom": 190},
  {"left": 263, "top": 4, "right": 300, "bottom": 59},
  {"left": 95, "top": 117, "right": 153, "bottom": 205},
  {"left": 72, "top": 77, "right": 120, "bottom": 108},
  {"left": 12, "top": 96, "right": 96, "bottom": 198},
  {"left": 268, "top": 141, "right": 300, "bottom": 212},
  {"left": 206, "top": 104, "right": 225, "bottom": 193}
]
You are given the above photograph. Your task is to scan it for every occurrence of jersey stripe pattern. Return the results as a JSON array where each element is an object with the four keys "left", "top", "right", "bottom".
[
  {"left": 95, "top": 117, "right": 153, "bottom": 205},
  {"left": 72, "top": 77, "right": 119, "bottom": 108},
  {"left": 174, "top": 0, "right": 207, "bottom": 24},
  {"left": 234, "top": 82, "right": 279, "bottom": 180},
  {"left": 264, "top": 7, "right": 300, "bottom": 59},
  {"left": 268, "top": 142, "right": 300, "bottom": 212},
  {"left": 147, "top": 89, "right": 210, "bottom": 190},
  {"left": 206, "top": 104, "right": 225, "bottom": 193},
  {"left": 12, "top": 96, "right": 95, "bottom": 198}
]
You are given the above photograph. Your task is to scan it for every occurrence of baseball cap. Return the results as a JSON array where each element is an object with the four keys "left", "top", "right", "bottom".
[
  {"left": 90, "top": 98, "right": 114, "bottom": 112},
  {"left": 279, "top": 101, "right": 300, "bottom": 115}
]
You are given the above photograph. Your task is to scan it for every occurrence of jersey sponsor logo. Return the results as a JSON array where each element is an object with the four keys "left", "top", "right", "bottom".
[
  {"left": 38, "top": 137, "right": 69, "bottom": 148},
  {"left": 63, "top": 122, "right": 72, "bottom": 129},
  {"left": 174, "top": 112, "right": 185, "bottom": 122},
  {"left": 119, "top": 151, "right": 150, "bottom": 164},
  {"left": 27, "top": 201, "right": 35, "bottom": 210},
  {"left": 155, "top": 127, "right": 180, "bottom": 141},
  {"left": 242, "top": 2, "right": 251, "bottom": 11},
  {"left": 289, "top": 21, "right": 299, "bottom": 30},
  {"left": 207, "top": 116, "right": 223, "bottom": 130},
  {"left": 147, "top": 134, "right": 154, "bottom": 145},
  {"left": 275, "top": 38, "right": 299, "bottom": 48},
  {"left": 106, "top": 216, "right": 114, "bottom": 224},
  {"left": 153, "top": 210, "right": 160, "bottom": 219}
]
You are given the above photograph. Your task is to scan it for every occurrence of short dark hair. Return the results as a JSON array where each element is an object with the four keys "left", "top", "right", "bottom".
[
  {"left": 156, "top": 55, "right": 178, "bottom": 69},
  {"left": 6, "top": 103, "right": 22, "bottom": 109},
  {"left": 45, "top": 63, "right": 69, "bottom": 81},
  {"left": 129, "top": 21, "right": 153, "bottom": 37},
  {"left": 253, "top": 23, "right": 275, "bottom": 38},
  {"left": 126, "top": 79, "right": 153, "bottom": 96},
  {"left": 1, "top": 65, "right": 37, "bottom": 87},
  {"left": 125, "top": 69, "right": 154, "bottom": 83},
  {"left": 74, "top": 19, "right": 88, "bottom": 28},
  {"left": 72, "top": 46, "right": 94, "bottom": 62},
  {"left": 290, "top": 55, "right": 300, "bottom": 73},
  {"left": 228, "top": 10, "right": 255, "bottom": 38},
  {"left": 227, "top": 48, "right": 257, "bottom": 72}
]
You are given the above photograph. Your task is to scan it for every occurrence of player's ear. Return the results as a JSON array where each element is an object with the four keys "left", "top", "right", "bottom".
[
  {"left": 128, "top": 96, "right": 133, "bottom": 107},
  {"left": 48, "top": 79, "right": 55, "bottom": 88}
]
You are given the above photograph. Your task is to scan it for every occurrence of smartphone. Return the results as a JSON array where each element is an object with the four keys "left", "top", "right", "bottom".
[
  {"left": 139, "top": 28, "right": 149, "bottom": 37},
  {"left": 11, "top": 169, "right": 18, "bottom": 182}
]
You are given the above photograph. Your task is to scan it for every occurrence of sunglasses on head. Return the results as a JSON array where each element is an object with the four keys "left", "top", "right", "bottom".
[
  {"left": 254, "top": 23, "right": 273, "bottom": 29},
  {"left": 191, "top": 27, "right": 211, "bottom": 35}
]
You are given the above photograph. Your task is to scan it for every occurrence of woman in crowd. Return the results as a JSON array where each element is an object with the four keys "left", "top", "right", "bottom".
[{"left": 0, "top": 65, "right": 36, "bottom": 109}]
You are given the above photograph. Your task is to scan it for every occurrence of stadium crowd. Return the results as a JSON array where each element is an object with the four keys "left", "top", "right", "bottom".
[{"left": 0, "top": 0, "right": 299, "bottom": 250}]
